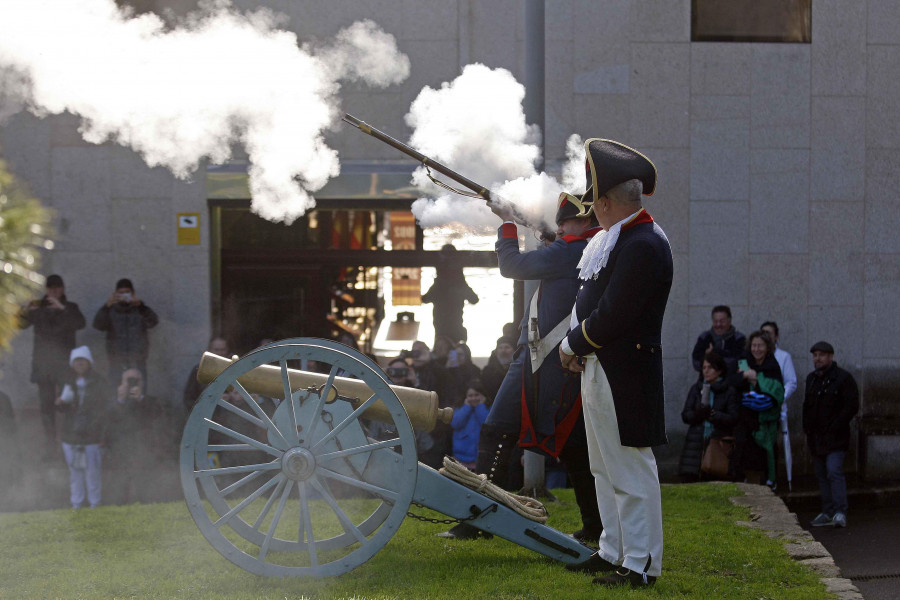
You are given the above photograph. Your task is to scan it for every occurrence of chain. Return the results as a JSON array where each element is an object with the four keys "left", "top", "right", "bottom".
[{"left": 405, "top": 501, "right": 497, "bottom": 525}]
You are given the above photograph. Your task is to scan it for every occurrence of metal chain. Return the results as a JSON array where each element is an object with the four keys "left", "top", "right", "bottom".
[{"left": 405, "top": 501, "right": 497, "bottom": 525}]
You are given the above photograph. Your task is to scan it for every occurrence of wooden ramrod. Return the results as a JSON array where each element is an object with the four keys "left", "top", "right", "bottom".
[{"left": 197, "top": 352, "right": 453, "bottom": 432}]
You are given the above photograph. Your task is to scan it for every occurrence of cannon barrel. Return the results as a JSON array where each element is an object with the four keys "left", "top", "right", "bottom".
[{"left": 197, "top": 352, "right": 452, "bottom": 432}]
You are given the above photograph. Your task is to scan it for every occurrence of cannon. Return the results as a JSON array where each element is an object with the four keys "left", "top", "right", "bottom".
[{"left": 180, "top": 338, "right": 592, "bottom": 577}]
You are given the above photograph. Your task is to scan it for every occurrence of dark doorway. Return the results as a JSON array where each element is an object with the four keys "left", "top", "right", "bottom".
[{"left": 220, "top": 261, "right": 325, "bottom": 354}]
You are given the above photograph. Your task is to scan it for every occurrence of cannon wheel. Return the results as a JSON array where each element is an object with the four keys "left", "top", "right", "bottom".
[{"left": 180, "top": 339, "right": 418, "bottom": 577}]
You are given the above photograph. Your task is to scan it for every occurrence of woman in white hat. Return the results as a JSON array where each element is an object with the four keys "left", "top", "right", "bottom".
[{"left": 55, "top": 346, "right": 108, "bottom": 509}]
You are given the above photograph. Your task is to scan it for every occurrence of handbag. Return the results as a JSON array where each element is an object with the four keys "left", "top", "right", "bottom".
[{"left": 700, "top": 436, "right": 734, "bottom": 479}]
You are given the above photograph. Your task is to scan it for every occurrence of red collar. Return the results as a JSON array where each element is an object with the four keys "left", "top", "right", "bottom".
[
  {"left": 621, "top": 208, "right": 653, "bottom": 232},
  {"left": 561, "top": 226, "right": 603, "bottom": 243},
  {"left": 561, "top": 227, "right": 603, "bottom": 244}
]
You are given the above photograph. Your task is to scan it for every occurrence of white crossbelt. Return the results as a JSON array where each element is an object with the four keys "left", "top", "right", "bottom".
[{"left": 528, "top": 286, "right": 570, "bottom": 371}]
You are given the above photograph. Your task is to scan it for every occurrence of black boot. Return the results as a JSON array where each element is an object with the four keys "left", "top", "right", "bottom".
[
  {"left": 437, "top": 424, "right": 515, "bottom": 539},
  {"left": 474, "top": 423, "right": 517, "bottom": 491},
  {"left": 561, "top": 444, "right": 602, "bottom": 544}
]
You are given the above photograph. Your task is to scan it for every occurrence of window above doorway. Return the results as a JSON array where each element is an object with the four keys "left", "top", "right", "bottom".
[{"left": 692, "top": 0, "right": 811, "bottom": 43}]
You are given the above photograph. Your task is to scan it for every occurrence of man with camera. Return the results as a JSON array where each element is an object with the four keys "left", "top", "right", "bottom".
[
  {"left": 19, "top": 273, "right": 86, "bottom": 455},
  {"left": 107, "top": 368, "right": 171, "bottom": 504},
  {"left": 92, "top": 278, "right": 159, "bottom": 384},
  {"left": 368, "top": 357, "right": 437, "bottom": 467}
]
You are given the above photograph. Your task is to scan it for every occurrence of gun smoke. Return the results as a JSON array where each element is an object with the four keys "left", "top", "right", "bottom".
[
  {"left": 0, "top": 0, "right": 409, "bottom": 223},
  {"left": 406, "top": 64, "right": 585, "bottom": 232}
]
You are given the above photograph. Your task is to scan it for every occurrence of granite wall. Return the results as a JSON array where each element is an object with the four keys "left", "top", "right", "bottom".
[{"left": 1, "top": 0, "right": 897, "bottom": 479}]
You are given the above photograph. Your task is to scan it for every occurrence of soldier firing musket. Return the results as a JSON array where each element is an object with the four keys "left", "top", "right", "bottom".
[{"left": 341, "top": 113, "right": 556, "bottom": 241}]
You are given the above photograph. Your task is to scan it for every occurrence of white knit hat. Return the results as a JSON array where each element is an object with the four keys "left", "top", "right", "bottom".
[{"left": 69, "top": 345, "right": 93, "bottom": 366}]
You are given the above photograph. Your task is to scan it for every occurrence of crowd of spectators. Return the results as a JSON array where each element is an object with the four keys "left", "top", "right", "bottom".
[
  {"left": 679, "top": 305, "right": 860, "bottom": 528},
  {"left": 5, "top": 274, "right": 172, "bottom": 509},
  {"left": 2, "top": 272, "right": 861, "bottom": 526}
]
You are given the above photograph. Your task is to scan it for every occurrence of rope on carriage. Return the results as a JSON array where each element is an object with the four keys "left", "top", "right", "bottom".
[{"left": 439, "top": 456, "right": 549, "bottom": 523}]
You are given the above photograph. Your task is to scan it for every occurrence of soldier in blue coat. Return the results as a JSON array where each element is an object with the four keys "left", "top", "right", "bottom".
[
  {"left": 560, "top": 139, "right": 673, "bottom": 588},
  {"left": 439, "top": 192, "right": 602, "bottom": 543}
]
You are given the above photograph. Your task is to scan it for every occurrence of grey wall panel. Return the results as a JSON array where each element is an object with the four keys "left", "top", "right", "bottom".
[
  {"left": 812, "top": 0, "right": 867, "bottom": 97},
  {"left": 811, "top": 96, "right": 866, "bottom": 202}
]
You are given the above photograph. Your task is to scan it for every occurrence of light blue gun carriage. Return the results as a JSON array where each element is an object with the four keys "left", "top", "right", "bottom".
[{"left": 181, "top": 339, "right": 592, "bottom": 577}]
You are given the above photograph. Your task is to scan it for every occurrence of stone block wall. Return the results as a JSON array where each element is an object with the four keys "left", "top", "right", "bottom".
[{"left": 1, "top": 0, "right": 898, "bottom": 480}]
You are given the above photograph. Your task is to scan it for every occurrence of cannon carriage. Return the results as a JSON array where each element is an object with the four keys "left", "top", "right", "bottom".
[{"left": 181, "top": 339, "right": 592, "bottom": 577}]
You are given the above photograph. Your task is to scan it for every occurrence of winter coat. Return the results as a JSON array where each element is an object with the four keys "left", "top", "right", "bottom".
[
  {"left": 107, "top": 394, "right": 171, "bottom": 468},
  {"left": 691, "top": 326, "right": 746, "bottom": 376},
  {"left": 450, "top": 402, "right": 490, "bottom": 463},
  {"left": 93, "top": 301, "right": 159, "bottom": 365},
  {"left": 727, "top": 353, "right": 784, "bottom": 482},
  {"left": 56, "top": 371, "right": 109, "bottom": 445},
  {"left": 480, "top": 352, "right": 510, "bottom": 401},
  {"left": 678, "top": 378, "right": 740, "bottom": 477},
  {"left": 802, "top": 362, "right": 860, "bottom": 456},
  {"left": 446, "top": 362, "right": 482, "bottom": 407},
  {"left": 19, "top": 295, "right": 85, "bottom": 384}
]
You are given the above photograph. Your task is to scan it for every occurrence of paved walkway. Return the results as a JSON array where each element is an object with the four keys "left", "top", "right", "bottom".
[
  {"left": 731, "top": 483, "right": 863, "bottom": 600},
  {"left": 794, "top": 501, "right": 900, "bottom": 600}
]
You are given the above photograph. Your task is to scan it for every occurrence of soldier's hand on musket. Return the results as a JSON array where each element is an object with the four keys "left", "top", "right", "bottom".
[{"left": 489, "top": 201, "right": 515, "bottom": 222}]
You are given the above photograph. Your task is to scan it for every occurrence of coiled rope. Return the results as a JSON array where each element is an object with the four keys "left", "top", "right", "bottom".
[{"left": 439, "top": 456, "right": 549, "bottom": 523}]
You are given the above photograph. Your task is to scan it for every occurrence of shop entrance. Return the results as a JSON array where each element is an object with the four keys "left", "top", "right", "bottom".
[{"left": 210, "top": 201, "right": 499, "bottom": 357}]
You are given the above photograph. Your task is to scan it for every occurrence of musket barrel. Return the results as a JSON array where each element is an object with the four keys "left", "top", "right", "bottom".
[
  {"left": 341, "top": 113, "right": 555, "bottom": 240},
  {"left": 197, "top": 352, "right": 453, "bottom": 432},
  {"left": 342, "top": 114, "right": 490, "bottom": 199}
]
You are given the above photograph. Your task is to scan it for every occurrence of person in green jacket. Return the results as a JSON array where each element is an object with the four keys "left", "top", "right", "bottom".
[{"left": 730, "top": 331, "right": 784, "bottom": 489}]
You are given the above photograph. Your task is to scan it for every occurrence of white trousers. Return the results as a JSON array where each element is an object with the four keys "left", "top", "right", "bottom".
[
  {"left": 62, "top": 442, "right": 102, "bottom": 508},
  {"left": 581, "top": 357, "right": 663, "bottom": 577}
]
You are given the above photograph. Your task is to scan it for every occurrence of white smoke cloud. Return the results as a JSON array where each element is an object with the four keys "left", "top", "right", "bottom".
[
  {"left": 406, "top": 64, "right": 586, "bottom": 234},
  {"left": 0, "top": 0, "right": 409, "bottom": 223},
  {"left": 562, "top": 133, "right": 586, "bottom": 192}
]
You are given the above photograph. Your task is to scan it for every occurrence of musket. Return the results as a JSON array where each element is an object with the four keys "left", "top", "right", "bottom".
[{"left": 342, "top": 113, "right": 555, "bottom": 240}]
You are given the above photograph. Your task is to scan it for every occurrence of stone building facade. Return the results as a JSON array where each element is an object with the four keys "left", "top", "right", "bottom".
[{"left": 1, "top": 0, "right": 897, "bottom": 479}]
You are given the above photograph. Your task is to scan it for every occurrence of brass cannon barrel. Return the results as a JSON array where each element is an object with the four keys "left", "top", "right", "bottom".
[{"left": 197, "top": 352, "right": 452, "bottom": 432}]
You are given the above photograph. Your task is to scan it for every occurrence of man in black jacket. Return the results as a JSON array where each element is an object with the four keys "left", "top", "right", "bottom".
[
  {"left": 108, "top": 368, "right": 172, "bottom": 504},
  {"left": 19, "top": 274, "right": 85, "bottom": 451},
  {"left": 93, "top": 278, "right": 158, "bottom": 383},
  {"left": 803, "top": 341, "right": 859, "bottom": 528},
  {"left": 691, "top": 305, "right": 746, "bottom": 377},
  {"left": 560, "top": 139, "right": 672, "bottom": 587}
]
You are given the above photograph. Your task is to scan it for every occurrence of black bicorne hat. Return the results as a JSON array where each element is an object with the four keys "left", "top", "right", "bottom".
[
  {"left": 555, "top": 192, "right": 590, "bottom": 225},
  {"left": 576, "top": 138, "right": 657, "bottom": 217}
]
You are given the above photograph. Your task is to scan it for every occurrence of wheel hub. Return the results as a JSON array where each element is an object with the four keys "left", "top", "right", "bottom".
[{"left": 282, "top": 447, "right": 316, "bottom": 481}]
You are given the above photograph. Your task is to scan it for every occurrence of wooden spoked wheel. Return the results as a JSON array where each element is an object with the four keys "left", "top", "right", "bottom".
[{"left": 180, "top": 339, "right": 418, "bottom": 577}]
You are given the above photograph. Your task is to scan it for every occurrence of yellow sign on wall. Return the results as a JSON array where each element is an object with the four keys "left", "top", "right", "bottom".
[{"left": 177, "top": 212, "right": 201, "bottom": 245}]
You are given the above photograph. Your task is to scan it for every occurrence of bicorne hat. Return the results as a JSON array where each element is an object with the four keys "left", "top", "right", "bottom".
[
  {"left": 555, "top": 192, "right": 590, "bottom": 225},
  {"left": 576, "top": 138, "right": 657, "bottom": 217}
]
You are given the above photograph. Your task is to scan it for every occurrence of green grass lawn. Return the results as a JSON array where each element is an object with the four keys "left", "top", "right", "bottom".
[{"left": 0, "top": 484, "right": 830, "bottom": 599}]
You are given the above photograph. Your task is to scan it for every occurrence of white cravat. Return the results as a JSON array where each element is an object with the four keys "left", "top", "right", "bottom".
[{"left": 576, "top": 209, "right": 642, "bottom": 281}]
